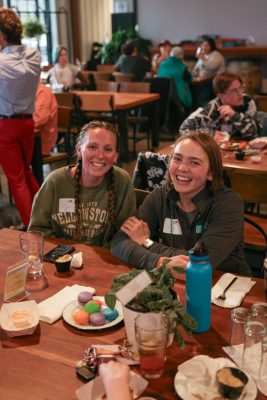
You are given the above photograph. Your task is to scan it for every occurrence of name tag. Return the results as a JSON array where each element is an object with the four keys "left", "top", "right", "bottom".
[
  {"left": 163, "top": 218, "right": 182, "bottom": 235},
  {"left": 59, "top": 198, "right": 75, "bottom": 213}
]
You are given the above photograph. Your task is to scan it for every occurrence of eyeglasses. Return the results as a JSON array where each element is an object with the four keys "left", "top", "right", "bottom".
[{"left": 225, "top": 84, "right": 246, "bottom": 95}]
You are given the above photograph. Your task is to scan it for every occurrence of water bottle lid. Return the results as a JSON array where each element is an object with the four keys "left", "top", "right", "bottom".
[{"left": 189, "top": 242, "right": 209, "bottom": 261}]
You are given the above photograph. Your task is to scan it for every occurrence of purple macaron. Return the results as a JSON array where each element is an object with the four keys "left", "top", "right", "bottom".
[{"left": 78, "top": 291, "right": 93, "bottom": 306}]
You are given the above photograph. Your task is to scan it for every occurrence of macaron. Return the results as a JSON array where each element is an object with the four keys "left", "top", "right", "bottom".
[
  {"left": 90, "top": 312, "right": 106, "bottom": 326},
  {"left": 102, "top": 307, "right": 119, "bottom": 321},
  {"left": 92, "top": 298, "right": 103, "bottom": 309},
  {"left": 84, "top": 301, "right": 101, "bottom": 315},
  {"left": 72, "top": 309, "right": 89, "bottom": 325},
  {"left": 78, "top": 291, "right": 93, "bottom": 306}
]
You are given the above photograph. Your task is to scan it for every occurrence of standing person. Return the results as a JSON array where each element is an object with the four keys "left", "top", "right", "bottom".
[
  {"left": 180, "top": 72, "right": 258, "bottom": 142},
  {"left": 47, "top": 45, "right": 86, "bottom": 90},
  {"left": 111, "top": 132, "right": 251, "bottom": 276},
  {"left": 193, "top": 37, "right": 225, "bottom": 79},
  {"left": 158, "top": 46, "right": 193, "bottom": 113},
  {"left": 0, "top": 7, "right": 41, "bottom": 229},
  {"left": 29, "top": 121, "right": 136, "bottom": 245},
  {"left": 33, "top": 83, "right": 58, "bottom": 156}
]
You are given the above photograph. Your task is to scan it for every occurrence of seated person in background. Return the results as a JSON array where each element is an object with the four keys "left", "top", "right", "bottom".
[
  {"left": 113, "top": 39, "right": 150, "bottom": 81},
  {"left": 193, "top": 37, "right": 225, "bottom": 79},
  {"left": 47, "top": 45, "right": 86, "bottom": 90},
  {"left": 29, "top": 121, "right": 136, "bottom": 245},
  {"left": 33, "top": 83, "right": 58, "bottom": 156},
  {"left": 111, "top": 132, "right": 251, "bottom": 276},
  {"left": 99, "top": 362, "right": 132, "bottom": 400},
  {"left": 151, "top": 39, "right": 172, "bottom": 76},
  {"left": 158, "top": 46, "right": 193, "bottom": 113},
  {"left": 180, "top": 72, "right": 258, "bottom": 142}
]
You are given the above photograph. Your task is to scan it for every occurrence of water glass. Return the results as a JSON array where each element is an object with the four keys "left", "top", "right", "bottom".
[
  {"left": 135, "top": 312, "right": 167, "bottom": 379},
  {"left": 19, "top": 231, "right": 44, "bottom": 278},
  {"left": 251, "top": 302, "right": 267, "bottom": 380},
  {"left": 230, "top": 307, "right": 251, "bottom": 348},
  {"left": 242, "top": 320, "right": 266, "bottom": 379}
]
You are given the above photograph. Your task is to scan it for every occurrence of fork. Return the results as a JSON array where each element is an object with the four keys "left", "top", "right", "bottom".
[{"left": 216, "top": 276, "right": 238, "bottom": 302}]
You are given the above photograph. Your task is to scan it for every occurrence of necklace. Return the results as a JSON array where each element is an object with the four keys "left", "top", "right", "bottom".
[{"left": 170, "top": 203, "right": 174, "bottom": 248}]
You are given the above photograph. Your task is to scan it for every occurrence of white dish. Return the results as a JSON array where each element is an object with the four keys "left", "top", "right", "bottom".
[
  {"left": 174, "top": 355, "right": 257, "bottom": 400},
  {"left": 0, "top": 300, "right": 39, "bottom": 337},
  {"left": 62, "top": 296, "right": 123, "bottom": 330}
]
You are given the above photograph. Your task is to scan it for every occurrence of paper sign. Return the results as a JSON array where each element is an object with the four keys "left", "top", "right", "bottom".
[
  {"left": 4, "top": 262, "right": 28, "bottom": 302},
  {"left": 115, "top": 270, "right": 152, "bottom": 306}
]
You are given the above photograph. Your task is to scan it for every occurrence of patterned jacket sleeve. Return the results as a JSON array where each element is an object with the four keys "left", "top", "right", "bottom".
[{"left": 230, "top": 96, "right": 257, "bottom": 140}]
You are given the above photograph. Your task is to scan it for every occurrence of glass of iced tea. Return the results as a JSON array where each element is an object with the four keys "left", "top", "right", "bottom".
[{"left": 135, "top": 312, "right": 168, "bottom": 379}]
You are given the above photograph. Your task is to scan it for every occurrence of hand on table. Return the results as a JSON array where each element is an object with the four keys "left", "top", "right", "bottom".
[
  {"left": 121, "top": 216, "right": 150, "bottom": 244},
  {"left": 156, "top": 255, "right": 189, "bottom": 269},
  {"left": 99, "top": 361, "right": 132, "bottom": 400}
]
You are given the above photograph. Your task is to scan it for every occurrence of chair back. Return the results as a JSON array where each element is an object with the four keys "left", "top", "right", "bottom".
[
  {"left": 119, "top": 82, "right": 150, "bottom": 93},
  {"left": 77, "top": 93, "right": 114, "bottom": 112},
  {"left": 134, "top": 188, "right": 150, "bottom": 208},
  {"left": 113, "top": 72, "right": 135, "bottom": 83},
  {"left": 254, "top": 95, "right": 267, "bottom": 112},
  {"left": 91, "top": 71, "right": 111, "bottom": 83},
  {"left": 190, "top": 77, "right": 215, "bottom": 110},
  {"left": 96, "top": 81, "right": 119, "bottom": 92},
  {"left": 97, "top": 64, "right": 115, "bottom": 73},
  {"left": 132, "top": 151, "right": 170, "bottom": 191},
  {"left": 54, "top": 92, "right": 76, "bottom": 107},
  {"left": 244, "top": 215, "right": 267, "bottom": 278},
  {"left": 57, "top": 106, "right": 72, "bottom": 131}
]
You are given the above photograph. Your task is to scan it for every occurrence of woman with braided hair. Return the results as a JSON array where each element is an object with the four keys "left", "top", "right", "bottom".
[{"left": 29, "top": 121, "right": 136, "bottom": 245}]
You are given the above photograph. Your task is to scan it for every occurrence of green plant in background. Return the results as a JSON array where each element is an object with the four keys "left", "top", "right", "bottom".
[
  {"left": 23, "top": 19, "right": 45, "bottom": 38},
  {"left": 105, "top": 261, "right": 197, "bottom": 347},
  {"left": 99, "top": 28, "right": 151, "bottom": 64}
]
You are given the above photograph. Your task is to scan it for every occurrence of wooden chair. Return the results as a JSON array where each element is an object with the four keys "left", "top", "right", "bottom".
[
  {"left": 54, "top": 92, "right": 82, "bottom": 137},
  {"left": 119, "top": 82, "right": 151, "bottom": 156},
  {"left": 254, "top": 95, "right": 267, "bottom": 112},
  {"left": 134, "top": 188, "right": 150, "bottom": 208},
  {"left": 113, "top": 72, "right": 135, "bottom": 83},
  {"left": 77, "top": 92, "right": 115, "bottom": 123},
  {"left": 96, "top": 81, "right": 119, "bottom": 92},
  {"left": 42, "top": 152, "right": 69, "bottom": 171},
  {"left": 97, "top": 64, "right": 115, "bottom": 73},
  {"left": 244, "top": 215, "right": 267, "bottom": 278}
]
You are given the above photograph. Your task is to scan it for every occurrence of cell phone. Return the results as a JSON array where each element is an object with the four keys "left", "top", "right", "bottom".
[{"left": 43, "top": 244, "right": 75, "bottom": 262}]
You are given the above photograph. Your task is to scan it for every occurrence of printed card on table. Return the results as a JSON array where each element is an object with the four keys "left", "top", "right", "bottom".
[{"left": 115, "top": 270, "right": 152, "bottom": 306}]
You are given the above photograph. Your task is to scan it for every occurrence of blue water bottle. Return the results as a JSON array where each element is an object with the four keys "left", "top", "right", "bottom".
[{"left": 186, "top": 243, "right": 212, "bottom": 333}]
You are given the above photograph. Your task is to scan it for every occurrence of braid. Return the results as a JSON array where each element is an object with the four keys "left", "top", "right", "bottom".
[
  {"left": 106, "top": 166, "right": 116, "bottom": 226},
  {"left": 74, "top": 159, "right": 82, "bottom": 239}
]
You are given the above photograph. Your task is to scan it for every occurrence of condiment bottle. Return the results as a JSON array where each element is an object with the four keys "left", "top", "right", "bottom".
[{"left": 186, "top": 243, "right": 212, "bottom": 333}]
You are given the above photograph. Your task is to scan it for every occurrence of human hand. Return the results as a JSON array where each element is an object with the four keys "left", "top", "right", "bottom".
[
  {"left": 218, "top": 105, "right": 235, "bottom": 118},
  {"left": 99, "top": 361, "right": 132, "bottom": 400},
  {"left": 121, "top": 216, "right": 150, "bottom": 244},
  {"left": 156, "top": 255, "right": 189, "bottom": 269}
]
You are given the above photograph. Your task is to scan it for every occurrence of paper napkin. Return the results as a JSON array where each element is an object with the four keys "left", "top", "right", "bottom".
[
  {"left": 223, "top": 344, "right": 267, "bottom": 396},
  {"left": 38, "top": 285, "right": 95, "bottom": 324},
  {"left": 212, "top": 273, "right": 256, "bottom": 308},
  {"left": 76, "top": 370, "right": 148, "bottom": 400}
]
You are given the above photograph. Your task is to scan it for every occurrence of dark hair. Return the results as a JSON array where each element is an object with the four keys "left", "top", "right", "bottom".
[
  {"left": 166, "top": 132, "right": 223, "bottom": 195},
  {"left": 122, "top": 40, "right": 136, "bottom": 56},
  {"left": 74, "top": 121, "right": 118, "bottom": 240},
  {"left": 202, "top": 36, "right": 217, "bottom": 52},
  {"left": 53, "top": 45, "right": 68, "bottom": 64},
  {"left": 0, "top": 8, "right": 22, "bottom": 44},
  {"left": 212, "top": 72, "right": 242, "bottom": 94}
]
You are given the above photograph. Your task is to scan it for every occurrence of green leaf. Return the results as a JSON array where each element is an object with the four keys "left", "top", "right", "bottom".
[
  {"left": 104, "top": 293, "right": 116, "bottom": 310},
  {"left": 173, "top": 266, "right": 186, "bottom": 274}
]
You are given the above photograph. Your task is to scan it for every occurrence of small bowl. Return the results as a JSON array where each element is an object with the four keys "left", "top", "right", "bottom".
[
  {"left": 216, "top": 367, "right": 248, "bottom": 399},
  {"left": 0, "top": 300, "right": 39, "bottom": 337},
  {"left": 235, "top": 150, "right": 245, "bottom": 160},
  {"left": 250, "top": 155, "right": 262, "bottom": 163},
  {"left": 55, "top": 254, "right": 72, "bottom": 273}
]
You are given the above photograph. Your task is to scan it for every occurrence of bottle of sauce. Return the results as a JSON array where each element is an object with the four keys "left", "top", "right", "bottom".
[{"left": 186, "top": 242, "right": 212, "bottom": 333}]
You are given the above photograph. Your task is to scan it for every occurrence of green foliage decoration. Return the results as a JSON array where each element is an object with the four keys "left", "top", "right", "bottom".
[
  {"left": 105, "top": 260, "right": 197, "bottom": 347},
  {"left": 23, "top": 19, "right": 45, "bottom": 38}
]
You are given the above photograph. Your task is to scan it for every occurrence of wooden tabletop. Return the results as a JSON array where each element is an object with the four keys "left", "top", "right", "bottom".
[
  {"left": 0, "top": 228, "right": 265, "bottom": 400},
  {"left": 74, "top": 90, "right": 160, "bottom": 110}
]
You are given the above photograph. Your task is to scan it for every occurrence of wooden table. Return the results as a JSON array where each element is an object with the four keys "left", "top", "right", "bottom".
[
  {"left": 158, "top": 142, "right": 267, "bottom": 204},
  {"left": 0, "top": 228, "right": 265, "bottom": 400},
  {"left": 74, "top": 91, "right": 160, "bottom": 161}
]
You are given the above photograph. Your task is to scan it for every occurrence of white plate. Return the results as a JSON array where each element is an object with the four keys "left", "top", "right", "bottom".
[
  {"left": 62, "top": 296, "right": 123, "bottom": 330},
  {"left": 174, "top": 355, "right": 257, "bottom": 400}
]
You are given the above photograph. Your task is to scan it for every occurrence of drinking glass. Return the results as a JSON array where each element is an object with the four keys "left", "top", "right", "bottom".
[
  {"left": 230, "top": 307, "right": 251, "bottom": 348},
  {"left": 19, "top": 231, "right": 47, "bottom": 291},
  {"left": 251, "top": 302, "right": 267, "bottom": 380},
  {"left": 242, "top": 320, "right": 266, "bottom": 379},
  {"left": 135, "top": 312, "right": 167, "bottom": 379}
]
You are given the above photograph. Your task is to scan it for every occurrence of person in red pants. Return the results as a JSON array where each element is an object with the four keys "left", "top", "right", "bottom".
[{"left": 0, "top": 8, "right": 41, "bottom": 229}]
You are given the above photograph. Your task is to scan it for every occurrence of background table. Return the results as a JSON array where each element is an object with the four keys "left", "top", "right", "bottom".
[{"left": 0, "top": 228, "right": 265, "bottom": 400}]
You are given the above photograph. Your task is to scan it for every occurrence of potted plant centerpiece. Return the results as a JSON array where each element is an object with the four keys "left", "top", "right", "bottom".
[{"left": 105, "top": 261, "right": 197, "bottom": 349}]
